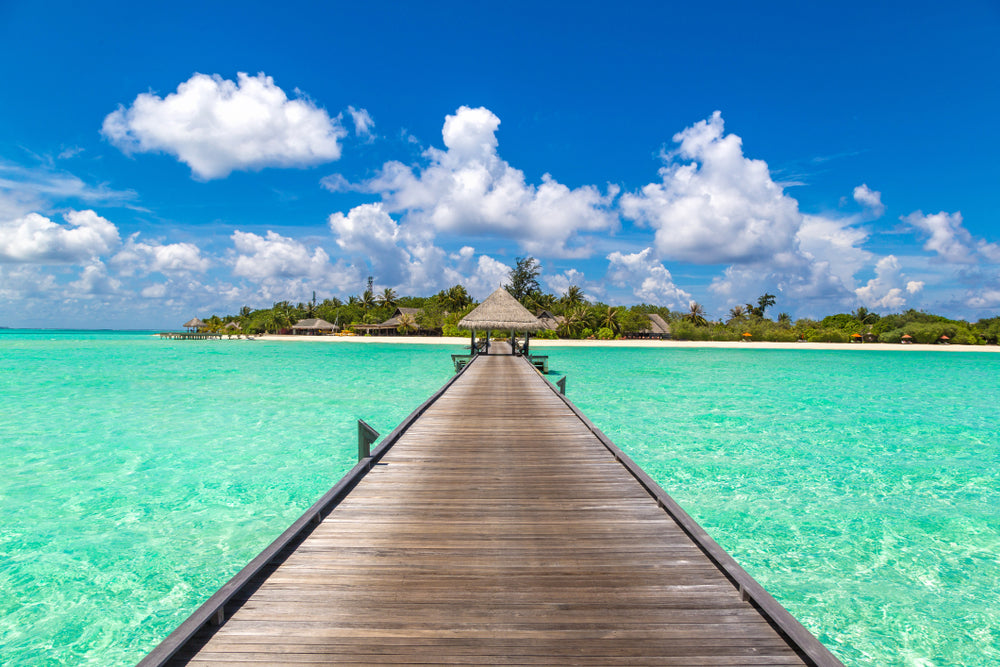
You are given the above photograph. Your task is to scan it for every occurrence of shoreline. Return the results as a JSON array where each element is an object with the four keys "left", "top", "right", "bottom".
[{"left": 254, "top": 334, "right": 1000, "bottom": 352}]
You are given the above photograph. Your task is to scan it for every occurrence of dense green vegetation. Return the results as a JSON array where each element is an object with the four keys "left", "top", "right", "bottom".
[{"left": 199, "top": 258, "right": 999, "bottom": 346}]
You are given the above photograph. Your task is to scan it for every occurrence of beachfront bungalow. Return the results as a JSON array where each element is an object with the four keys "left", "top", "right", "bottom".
[
  {"left": 353, "top": 308, "right": 431, "bottom": 336},
  {"left": 291, "top": 318, "right": 338, "bottom": 335},
  {"left": 535, "top": 309, "right": 565, "bottom": 331},
  {"left": 623, "top": 313, "right": 672, "bottom": 340}
]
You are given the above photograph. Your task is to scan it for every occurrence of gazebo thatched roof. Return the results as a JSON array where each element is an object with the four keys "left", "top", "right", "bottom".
[
  {"left": 183, "top": 317, "right": 206, "bottom": 328},
  {"left": 292, "top": 318, "right": 337, "bottom": 331},
  {"left": 459, "top": 288, "right": 544, "bottom": 332}
]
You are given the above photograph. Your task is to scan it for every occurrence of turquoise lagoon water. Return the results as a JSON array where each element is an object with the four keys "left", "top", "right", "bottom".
[{"left": 1, "top": 333, "right": 998, "bottom": 665}]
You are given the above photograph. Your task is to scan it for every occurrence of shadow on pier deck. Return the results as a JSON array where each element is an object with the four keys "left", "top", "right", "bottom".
[{"left": 142, "top": 352, "right": 842, "bottom": 666}]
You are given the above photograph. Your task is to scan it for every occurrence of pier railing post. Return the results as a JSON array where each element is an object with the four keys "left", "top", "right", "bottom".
[
  {"left": 358, "top": 419, "right": 379, "bottom": 461},
  {"left": 556, "top": 376, "right": 566, "bottom": 395}
]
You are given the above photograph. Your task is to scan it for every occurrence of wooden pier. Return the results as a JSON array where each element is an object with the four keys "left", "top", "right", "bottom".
[
  {"left": 158, "top": 331, "right": 223, "bottom": 340},
  {"left": 142, "top": 352, "right": 842, "bottom": 666}
]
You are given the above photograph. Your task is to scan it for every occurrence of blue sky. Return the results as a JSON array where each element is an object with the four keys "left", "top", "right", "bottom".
[{"left": 1, "top": 1, "right": 998, "bottom": 328}]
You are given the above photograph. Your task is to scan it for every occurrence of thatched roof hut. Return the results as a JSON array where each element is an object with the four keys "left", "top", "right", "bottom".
[
  {"left": 224, "top": 321, "right": 242, "bottom": 330},
  {"left": 183, "top": 317, "right": 207, "bottom": 330},
  {"left": 459, "top": 288, "right": 544, "bottom": 331},
  {"left": 647, "top": 314, "right": 671, "bottom": 335},
  {"left": 354, "top": 308, "right": 424, "bottom": 335},
  {"left": 536, "top": 309, "right": 565, "bottom": 331},
  {"left": 292, "top": 318, "right": 337, "bottom": 335}
]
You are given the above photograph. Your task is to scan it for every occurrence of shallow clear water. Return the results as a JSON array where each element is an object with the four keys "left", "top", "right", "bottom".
[
  {"left": 0, "top": 332, "right": 461, "bottom": 665},
  {"left": 548, "top": 346, "right": 1000, "bottom": 667},
  {"left": 1, "top": 335, "right": 998, "bottom": 666}
]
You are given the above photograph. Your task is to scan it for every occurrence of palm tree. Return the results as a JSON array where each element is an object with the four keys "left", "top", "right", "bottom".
[
  {"left": 727, "top": 305, "right": 746, "bottom": 324},
  {"left": 396, "top": 312, "right": 417, "bottom": 335},
  {"left": 360, "top": 289, "right": 375, "bottom": 312},
  {"left": 442, "top": 284, "right": 472, "bottom": 312},
  {"left": 601, "top": 306, "right": 621, "bottom": 334},
  {"left": 557, "top": 306, "right": 588, "bottom": 338},
  {"left": 560, "top": 285, "right": 586, "bottom": 310},
  {"left": 524, "top": 291, "right": 555, "bottom": 313},
  {"left": 777, "top": 312, "right": 792, "bottom": 326},
  {"left": 684, "top": 302, "right": 708, "bottom": 326},
  {"left": 378, "top": 288, "right": 398, "bottom": 309}
]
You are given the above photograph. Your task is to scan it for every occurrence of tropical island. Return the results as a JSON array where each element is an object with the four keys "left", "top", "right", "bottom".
[{"left": 188, "top": 257, "right": 1000, "bottom": 346}]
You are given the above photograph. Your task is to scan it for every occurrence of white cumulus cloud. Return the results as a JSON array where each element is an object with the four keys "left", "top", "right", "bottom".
[
  {"left": 69, "top": 261, "right": 122, "bottom": 296},
  {"left": 606, "top": 248, "right": 691, "bottom": 307},
  {"left": 621, "top": 111, "right": 801, "bottom": 265},
  {"left": 854, "top": 255, "right": 923, "bottom": 310},
  {"left": 231, "top": 229, "right": 360, "bottom": 301},
  {"left": 112, "top": 235, "right": 210, "bottom": 275},
  {"left": 357, "top": 106, "right": 618, "bottom": 258},
  {"left": 0, "top": 210, "right": 120, "bottom": 263},
  {"left": 328, "top": 203, "right": 411, "bottom": 285},
  {"left": 103, "top": 72, "right": 346, "bottom": 179},
  {"left": 903, "top": 210, "right": 1000, "bottom": 264},
  {"left": 853, "top": 184, "right": 885, "bottom": 217}
]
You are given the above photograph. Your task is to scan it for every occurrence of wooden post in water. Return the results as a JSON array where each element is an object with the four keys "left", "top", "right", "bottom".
[
  {"left": 357, "top": 419, "right": 379, "bottom": 461},
  {"left": 556, "top": 376, "right": 566, "bottom": 395}
]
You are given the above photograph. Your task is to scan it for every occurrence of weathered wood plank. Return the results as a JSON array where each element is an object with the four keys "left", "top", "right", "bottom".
[{"left": 151, "top": 353, "right": 840, "bottom": 666}]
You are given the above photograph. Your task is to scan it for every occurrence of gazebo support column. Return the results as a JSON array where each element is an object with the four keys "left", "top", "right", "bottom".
[
  {"left": 471, "top": 330, "right": 476, "bottom": 356},
  {"left": 524, "top": 331, "right": 530, "bottom": 356}
]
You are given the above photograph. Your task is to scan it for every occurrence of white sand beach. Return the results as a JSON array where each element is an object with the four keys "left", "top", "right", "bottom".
[{"left": 255, "top": 334, "right": 1000, "bottom": 352}]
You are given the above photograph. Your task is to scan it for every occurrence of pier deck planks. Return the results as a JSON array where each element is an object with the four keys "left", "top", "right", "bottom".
[{"left": 170, "top": 354, "right": 813, "bottom": 665}]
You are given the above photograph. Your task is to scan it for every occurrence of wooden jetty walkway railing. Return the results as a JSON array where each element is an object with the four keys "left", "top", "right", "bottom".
[{"left": 141, "top": 351, "right": 843, "bottom": 666}]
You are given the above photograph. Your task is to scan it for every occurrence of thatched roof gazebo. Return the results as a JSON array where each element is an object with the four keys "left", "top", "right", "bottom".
[
  {"left": 292, "top": 318, "right": 338, "bottom": 335},
  {"left": 183, "top": 317, "right": 207, "bottom": 331},
  {"left": 459, "top": 288, "right": 544, "bottom": 355}
]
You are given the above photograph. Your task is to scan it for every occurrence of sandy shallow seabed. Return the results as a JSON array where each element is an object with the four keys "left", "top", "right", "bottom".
[{"left": 256, "top": 334, "right": 1000, "bottom": 352}]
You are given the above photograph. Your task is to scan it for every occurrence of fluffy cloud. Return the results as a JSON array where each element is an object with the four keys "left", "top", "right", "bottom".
[
  {"left": 328, "top": 203, "right": 411, "bottom": 285},
  {"left": 232, "top": 230, "right": 333, "bottom": 281},
  {"left": 545, "top": 268, "right": 601, "bottom": 301},
  {"left": 457, "top": 254, "right": 512, "bottom": 299},
  {"left": 355, "top": 106, "right": 618, "bottom": 257},
  {"left": 854, "top": 255, "right": 923, "bottom": 310},
  {"left": 112, "top": 235, "right": 210, "bottom": 275},
  {"left": 69, "top": 261, "right": 122, "bottom": 296},
  {"left": 606, "top": 248, "right": 691, "bottom": 307},
  {"left": 903, "top": 210, "right": 1000, "bottom": 264},
  {"left": 853, "top": 184, "right": 885, "bottom": 217},
  {"left": 0, "top": 265, "right": 59, "bottom": 299},
  {"left": 103, "top": 72, "right": 346, "bottom": 179},
  {"left": 621, "top": 111, "right": 801, "bottom": 264},
  {"left": 0, "top": 210, "right": 120, "bottom": 263},
  {"left": 231, "top": 230, "right": 361, "bottom": 301},
  {"left": 796, "top": 214, "right": 871, "bottom": 292}
]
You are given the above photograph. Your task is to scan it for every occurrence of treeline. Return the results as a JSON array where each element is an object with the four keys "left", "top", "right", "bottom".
[{"left": 202, "top": 257, "right": 1000, "bottom": 345}]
